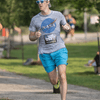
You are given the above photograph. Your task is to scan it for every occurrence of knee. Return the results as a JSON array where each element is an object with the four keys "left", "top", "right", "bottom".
[
  {"left": 50, "top": 78, "right": 58, "bottom": 85},
  {"left": 59, "top": 73, "right": 66, "bottom": 83}
]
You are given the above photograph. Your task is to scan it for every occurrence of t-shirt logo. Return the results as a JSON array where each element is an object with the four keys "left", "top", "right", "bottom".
[{"left": 41, "top": 18, "right": 56, "bottom": 33}]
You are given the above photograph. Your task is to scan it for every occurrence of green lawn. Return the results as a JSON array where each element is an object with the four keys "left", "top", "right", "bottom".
[{"left": 0, "top": 41, "right": 100, "bottom": 91}]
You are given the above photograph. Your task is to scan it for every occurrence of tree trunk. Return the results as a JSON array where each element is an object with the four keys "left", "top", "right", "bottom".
[{"left": 7, "top": 29, "right": 10, "bottom": 58}]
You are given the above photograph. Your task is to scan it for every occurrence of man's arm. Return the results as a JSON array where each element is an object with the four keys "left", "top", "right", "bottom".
[
  {"left": 0, "top": 23, "right": 3, "bottom": 30},
  {"left": 14, "top": 26, "right": 21, "bottom": 34},
  {"left": 29, "top": 31, "right": 41, "bottom": 41},
  {"left": 69, "top": 18, "right": 76, "bottom": 25},
  {"left": 72, "top": 18, "right": 76, "bottom": 24},
  {"left": 89, "top": 59, "right": 95, "bottom": 66}
]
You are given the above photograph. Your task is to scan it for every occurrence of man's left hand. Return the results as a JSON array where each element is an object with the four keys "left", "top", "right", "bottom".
[{"left": 62, "top": 23, "right": 71, "bottom": 31}]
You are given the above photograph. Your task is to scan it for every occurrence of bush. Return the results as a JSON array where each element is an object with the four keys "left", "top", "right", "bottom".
[{"left": 88, "top": 24, "right": 100, "bottom": 32}]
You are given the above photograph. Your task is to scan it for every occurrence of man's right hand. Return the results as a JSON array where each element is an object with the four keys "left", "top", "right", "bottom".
[{"left": 35, "top": 30, "right": 41, "bottom": 38}]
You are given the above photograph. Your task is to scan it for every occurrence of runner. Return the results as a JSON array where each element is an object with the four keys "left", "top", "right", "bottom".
[
  {"left": 65, "top": 13, "right": 76, "bottom": 41},
  {"left": 29, "top": 0, "right": 70, "bottom": 100}
]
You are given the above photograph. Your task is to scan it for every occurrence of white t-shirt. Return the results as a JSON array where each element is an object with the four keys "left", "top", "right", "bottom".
[{"left": 29, "top": 10, "right": 67, "bottom": 54}]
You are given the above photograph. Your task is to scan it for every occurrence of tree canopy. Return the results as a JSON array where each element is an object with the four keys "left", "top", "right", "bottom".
[
  {"left": 0, "top": 0, "right": 100, "bottom": 28},
  {"left": 0, "top": 0, "right": 39, "bottom": 27}
]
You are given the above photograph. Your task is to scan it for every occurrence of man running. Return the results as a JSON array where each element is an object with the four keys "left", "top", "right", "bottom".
[{"left": 29, "top": 0, "right": 70, "bottom": 100}]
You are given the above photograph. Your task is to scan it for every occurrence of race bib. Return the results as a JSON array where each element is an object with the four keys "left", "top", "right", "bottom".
[{"left": 44, "top": 34, "right": 57, "bottom": 44}]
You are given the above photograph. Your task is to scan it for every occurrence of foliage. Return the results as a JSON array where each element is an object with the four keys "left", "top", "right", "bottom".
[
  {"left": 95, "top": 0, "right": 100, "bottom": 13},
  {"left": 0, "top": 0, "right": 39, "bottom": 57},
  {"left": 0, "top": 0, "right": 15, "bottom": 28},
  {"left": 66, "top": 0, "right": 97, "bottom": 12},
  {"left": 0, "top": 0, "right": 100, "bottom": 31},
  {"left": 0, "top": 0, "right": 40, "bottom": 27},
  {"left": 88, "top": 24, "right": 99, "bottom": 32},
  {"left": 13, "top": 0, "right": 40, "bottom": 26},
  {"left": 50, "top": 0, "right": 98, "bottom": 12},
  {"left": 51, "top": 0, "right": 100, "bottom": 31}
]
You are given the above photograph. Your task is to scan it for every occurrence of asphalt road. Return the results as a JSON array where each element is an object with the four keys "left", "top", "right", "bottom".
[{"left": 0, "top": 69, "right": 100, "bottom": 100}]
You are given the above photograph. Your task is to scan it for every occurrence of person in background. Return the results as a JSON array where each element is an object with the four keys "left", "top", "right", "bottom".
[
  {"left": 85, "top": 51, "right": 100, "bottom": 76},
  {"left": 65, "top": 13, "right": 76, "bottom": 41},
  {"left": 0, "top": 23, "right": 9, "bottom": 37},
  {"left": 64, "top": 15, "right": 70, "bottom": 39},
  {"left": 14, "top": 23, "right": 21, "bottom": 34},
  {"left": 0, "top": 23, "right": 21, "bottom": 37}
]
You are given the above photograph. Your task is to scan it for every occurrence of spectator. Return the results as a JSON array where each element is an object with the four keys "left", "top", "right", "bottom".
[
  {"left": 64, "top": 15, "right": 70, "bottom": 38},
  {"left": 85, "top": 51, "right": 100, "bottom": 76},
  {"left": 14, "top": 25, "right": 21, "bottom": 34},
  {"left": 64, "top": 13, "right": 76, "bottom": 41},
  {"left": 0, "top": 23, "right": 21, "bottom": 37}
]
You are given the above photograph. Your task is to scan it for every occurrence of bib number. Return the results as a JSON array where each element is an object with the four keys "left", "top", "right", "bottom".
[{"left": 44, "top": 34, "right": 57, "bottom": 44}]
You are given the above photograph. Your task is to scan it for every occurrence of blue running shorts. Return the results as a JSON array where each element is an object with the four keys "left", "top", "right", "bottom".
[{"left": 39, "top": 48, "right": 68, "bottom": 73}]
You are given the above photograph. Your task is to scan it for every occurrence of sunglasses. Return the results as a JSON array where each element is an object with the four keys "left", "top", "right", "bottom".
[{"left": 36, "top": 0, "right": 46, "bottom": 4}]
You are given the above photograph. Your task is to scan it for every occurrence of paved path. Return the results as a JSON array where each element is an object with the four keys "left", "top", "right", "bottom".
[
  {"left": 62, "top": 32, "right": 99, "bottom": 44},
  {"left": 0, "top": 33, "right": 99, "bottom": 46},
  {"left": 0, "top": 33, "right": 100, "bottom": 100},
  {"left": 0, "top": 69, "right": 100, "bottom": 100}
]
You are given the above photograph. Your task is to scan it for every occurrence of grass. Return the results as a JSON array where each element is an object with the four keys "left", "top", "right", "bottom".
[{"left": 0, "top": 41, "right": 100, "bottom": 91}]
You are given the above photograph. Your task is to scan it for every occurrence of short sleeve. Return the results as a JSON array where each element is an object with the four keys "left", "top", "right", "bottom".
[
  {"left": 29, "top": 18, "right": 36, "bottom": 32},
  {"left": 59, "top": 12, "right": 67, "bottom": 26}
]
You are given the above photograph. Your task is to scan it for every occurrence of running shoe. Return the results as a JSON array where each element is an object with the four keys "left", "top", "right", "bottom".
[{"left": 53, "top": 80, "right": 60, "bottom": 93}]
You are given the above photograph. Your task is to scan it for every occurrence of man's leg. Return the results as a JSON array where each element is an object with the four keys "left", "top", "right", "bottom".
[
  {"left": 70, "top": 29, "right": 75, "bottom": 36},
  {"left": 58, "top": 64, "right": 67, "bottom": 100},
  {"left": 48, "top": 68, "right": 58, "bottom": 85},
  {"left": 70, "top": 29, "right": 75, "bottom": 40}
]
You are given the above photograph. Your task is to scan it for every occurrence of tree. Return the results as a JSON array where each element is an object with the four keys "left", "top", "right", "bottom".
[
  {"left": 0, "top": 0, "right": 39, "bottom": 27},
  {"left": 0, "top": 0, "right": 99, "bottom": 58},
  {"left": 95, "top": 0, "right": 100, "bottom": 13},
  {"left": 0, "top": 0, "right": 17, "bottom": 58},
  {"left": 0, "top": 0, "right": 39, "bottom": 58}
]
